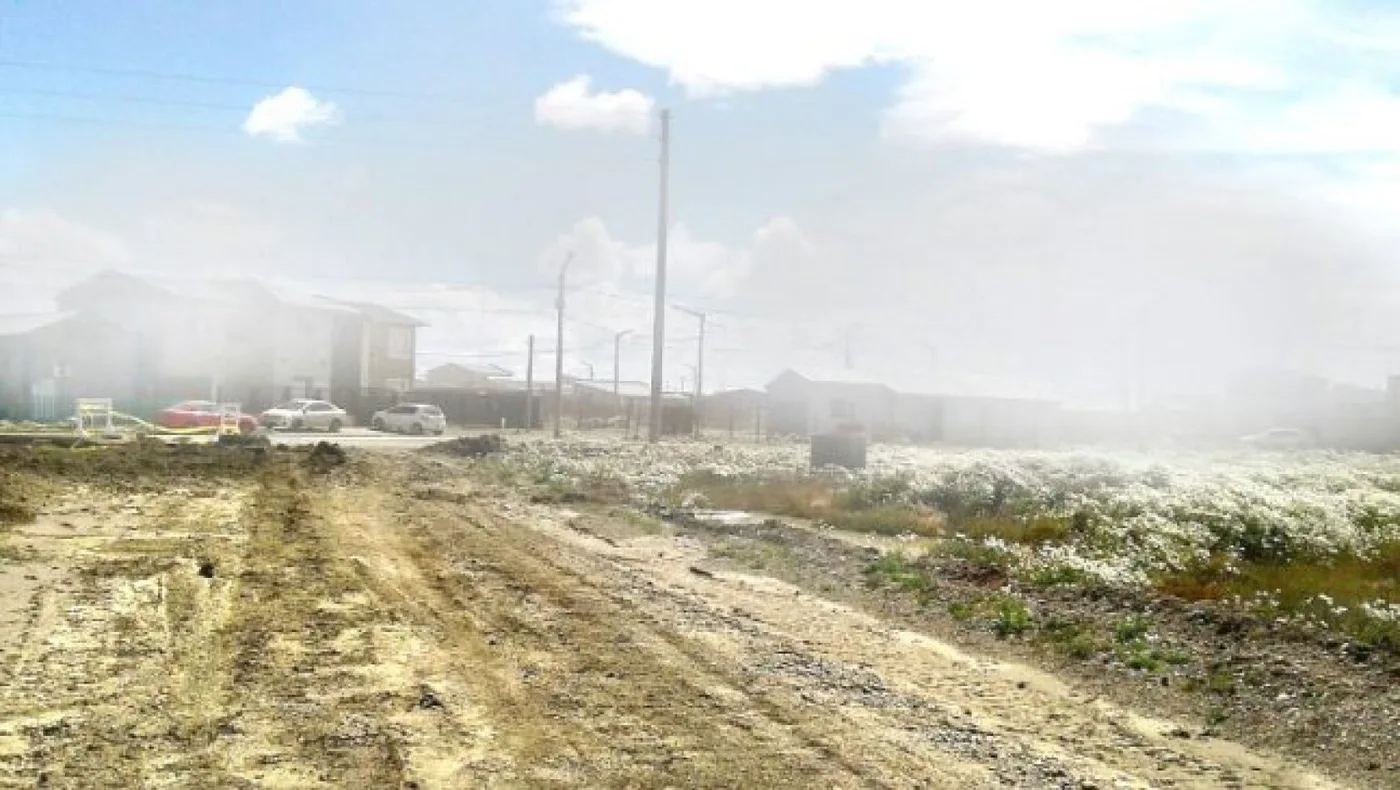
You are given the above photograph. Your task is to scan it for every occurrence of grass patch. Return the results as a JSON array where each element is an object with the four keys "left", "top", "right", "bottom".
[
  {"left": 671, "top": 472, "right": 940, "bottom": 537},
  {"left": 709, "top": 539, "right": 797, "bottom": 572},
  {"left": 863, "top": 552, "right": 938, "bottom": 605},
  {"left": 1155, "top": 542, "right": 1400, "bottom": 652},
  {"left": 993, "top": 597, "right": 1033, "bottom": 638},
  {"left": 0, "top": 472, "right": 38, "bottom": 527},
  {"left": 944, "top": 592, "right": 1033, "bottom": 637},
  {"left": 1036, "top": 617, "right": 1104, "bottom": 660},
  {"left": 959, "top": 514, "right": 1073, "bottom": 546},
  {"left": 1115, "top": 617, "right": 1151, "bottom": 644},
  {"left": 528, "top": 474, "right": 632, "bottom": 505},
  {"left": 1184, "top": 670, "right": 1239, "bottom": 696},
  {"left": 931, "top": 538, "right": 1017, "bottom": 573},
  {"left": 1028, "top": 564, "right": 1094, "bottom": 588},
  {"left": 1108, "top": 617, "right": 1191, "bottom": 672}
]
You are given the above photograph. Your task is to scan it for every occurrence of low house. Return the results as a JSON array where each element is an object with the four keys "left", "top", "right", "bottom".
[
  {"left": 0, "top": 312, "right": 141, "bottom": 421},
  {"left": 701, "top": 387, "right": 766, "bottom": 434},
  {"left": 767, "top": 367, "right": 1059, "bottom": 447},
  {"left": 572, "top": 380, "right": 693, "bottom": 433},
  {"left": 423, "top": 362, "right": 514, "bottom": 390},
  {"left": 765, "top": 368, "right": 899, "bottom": 438}
]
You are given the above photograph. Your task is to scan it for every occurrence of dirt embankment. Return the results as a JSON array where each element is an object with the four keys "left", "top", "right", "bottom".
[{"left": 0, "top": 447, "right": 1368, "bottom": 788}]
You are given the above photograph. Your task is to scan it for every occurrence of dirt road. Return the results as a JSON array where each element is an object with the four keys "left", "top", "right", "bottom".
[{"left": 0, "top": 450, "right": 1354, "bottom": 788}]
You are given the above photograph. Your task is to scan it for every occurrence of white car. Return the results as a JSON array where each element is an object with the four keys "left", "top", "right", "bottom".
[
  {"left": 260, "top": 399, "right": 348, "bottom": 433},
  {"left": 371, "top": 403, "right": 447, "bottom": 435}
]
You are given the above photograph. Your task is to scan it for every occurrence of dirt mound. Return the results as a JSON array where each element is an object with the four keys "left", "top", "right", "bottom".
[
  {"left": 423, "top": 434, "right": 505, "bottom": 458},
  {"left": 303, "top": 441, "right": 348, "bottom": 474},
  {"left": 0, "top": 440, "right": 270, "bottom": 482}
]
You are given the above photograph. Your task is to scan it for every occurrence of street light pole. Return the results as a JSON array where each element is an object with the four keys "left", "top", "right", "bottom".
[
  {"left": 554, "top": 251, "right": 573, "bottom": 439},
  {"left": 675, "top": 306, "right": 706, "bottom": 436}
]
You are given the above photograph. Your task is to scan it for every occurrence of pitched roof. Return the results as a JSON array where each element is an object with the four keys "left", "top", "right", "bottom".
[
  {"left": 770, "top": 367, "right": 894, "bottom": 388},
  {"left": 574, "top": 380, "right": 657, "bottom": 399},
  {"left": 0, "top": 312, "right": 75, "bottom": 337},
  {"left": 770, "top": 366, "right": 1054, "bottom": 402},
  {"left": 58, "top": 271, "right": 402, "bottom": 318},
  {"left": 427, "top": 362, "right": 514, "bottom": 378},
  {"left": 319, "top": 297, "right": 427, "bottom": 326}
]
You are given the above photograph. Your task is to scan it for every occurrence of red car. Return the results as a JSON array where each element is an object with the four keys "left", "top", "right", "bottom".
[{"left": 155, "top": 401, "right": 258, "bottom": 434}]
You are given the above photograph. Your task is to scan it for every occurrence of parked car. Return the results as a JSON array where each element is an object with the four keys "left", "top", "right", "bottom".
[
  {"left": 155, "top": 400, "right": 258, "bottom": 434},
  {"left": 1241, "top": 427, "right": 1311, "bottom": 450},
  {"left": 371, "top": 403, "right": 447, "bottom": 435},
  {"left": 259, "top": 399, "right": 348, "bottom": 432}
]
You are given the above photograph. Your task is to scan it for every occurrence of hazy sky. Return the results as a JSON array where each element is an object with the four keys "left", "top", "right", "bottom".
[{"left": 5, "top": 0, "right": 1400, "bottom": 405}]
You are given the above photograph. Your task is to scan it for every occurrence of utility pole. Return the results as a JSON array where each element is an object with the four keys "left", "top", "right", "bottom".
[
  {"left": 554, "top": 251, "right": 573, "bottom": 439},
  {"left": 675, "top": 305, "right": 705, "bottom": 436},
  {"left": 648, "top": 109, "right": 671, "bottom": 443},
  {"left": 613, "top": 329, "right": 633, "bottom": 397},
  {"left": 524, "top": 334, "right": 535, "bottom": 431}
]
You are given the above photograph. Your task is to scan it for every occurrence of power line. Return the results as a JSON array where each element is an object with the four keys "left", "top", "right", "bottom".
[
  {"left": 0, "top": 58, "right": 455, "bottom": 101},
  {"left": 0, "top": 109, "right": 481, "bottom": 149},
  {"left": 0, "top": 86, "right": 491, "bottom": 127}
]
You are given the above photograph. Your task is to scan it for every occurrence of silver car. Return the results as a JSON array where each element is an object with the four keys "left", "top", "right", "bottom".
[
  {"left": 260, "top": 399, "right": 348, "bottom": 432},
  {"left": 371, "top": 403, "right": 447, "bottom": 435}
]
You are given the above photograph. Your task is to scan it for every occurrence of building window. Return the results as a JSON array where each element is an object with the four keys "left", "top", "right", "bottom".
[
  {"left": 384, "top": 378, "right": 409, "bottom": 393},
  {"left": 830, "top": 399, "right": 855, "bottom": 420},
  {"left": 387, "top": 326, "right": 412, "bottom": 361}
]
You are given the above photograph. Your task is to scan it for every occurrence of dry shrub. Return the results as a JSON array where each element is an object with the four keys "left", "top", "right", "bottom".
[
  {"left": 958, "top": 514, "right": 1073, "bottom": 546},
  {"left": 1155, "top": 542, "right": 1400, "bottom": 652},
  {"left": 0, "top": 473, "right": 36, "bottom": 527},
  {"left": 675, "top": 473, "right": 940, "bottom": 536}
]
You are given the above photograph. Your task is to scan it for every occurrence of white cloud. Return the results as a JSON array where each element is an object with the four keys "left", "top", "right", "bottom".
[
  {"left": 556, "top": 0, "right": 1400, "bottom": 153},
  {"left": 537, "top": 215, "right": 813, "bottom": 298},
  {"left": 533, "top": 75, "right": 655, "bottom": 135},
  {"left": 242, "top": 86, "right": 341, "bottom": 143}
]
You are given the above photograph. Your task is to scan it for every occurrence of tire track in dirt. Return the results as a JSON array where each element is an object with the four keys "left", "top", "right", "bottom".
[
  {"left": 400, "top": 459, "right": 1349, "bottom": 790},
  {"left": 337, "top": 484, "right": 921, "bottom": 787}
]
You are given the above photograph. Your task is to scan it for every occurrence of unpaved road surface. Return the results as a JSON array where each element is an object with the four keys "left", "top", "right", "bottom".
[{"left": 0, "top": 450, "right": 1354, "bottom": 788}]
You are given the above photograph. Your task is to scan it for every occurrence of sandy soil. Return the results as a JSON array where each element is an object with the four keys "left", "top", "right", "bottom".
[{"left": 0, "top": 449, "right": 1359, "bottom": 788}]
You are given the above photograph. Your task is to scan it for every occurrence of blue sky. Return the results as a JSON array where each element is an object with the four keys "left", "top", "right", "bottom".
[{"left": 6, "top": 0, "right": 1400, "bottom": 402}]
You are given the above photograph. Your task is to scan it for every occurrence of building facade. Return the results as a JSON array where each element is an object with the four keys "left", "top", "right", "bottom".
[{"left": 0, "top": 271, "right": 426, "bottom": 420}]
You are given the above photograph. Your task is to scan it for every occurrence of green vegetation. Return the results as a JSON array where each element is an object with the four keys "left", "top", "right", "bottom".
[
  {"left": 1155, "top": 542, "right": 1400, "bottom": 653},
  {"left": 993, "top": 597, "right": 1033, "bottom": 638},
  {"left": 1114, "top": 617, "right": 1151, "bottom": 644},
  {"left": 1028, "top": 564, "right": 1094, "bottom": 588},
  {"left": 931, "top": 538, "right": 1017, "bottom": 572},
  {"left": 1036, "top": 617, "right": 1103, "bottom": 660},
  {"left": 863, "top": 552, "right": 938, "bottom": 605}
]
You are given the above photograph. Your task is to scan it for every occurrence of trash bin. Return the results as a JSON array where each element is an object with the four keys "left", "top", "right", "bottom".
[{"left": 811, "top": 431, "right": 867, "bottom": 470}]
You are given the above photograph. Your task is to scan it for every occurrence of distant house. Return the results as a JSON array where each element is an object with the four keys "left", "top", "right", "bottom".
[
  {"left": 0, "top": 270, "right": 427, "bottom": 419},
  {"left": 700, "top": 387, "right": 766, "bottom": 434},
  {"left": 765, "top": 368, "right": 899, "bottom": 438},
  {"left": 0, "top": 312, "right": 140, "bottom": 421},
  {"left": 321, "top": 299, "right": 427, "bottom": 399},
  {"left": 766, "top": 366, "right": 1059, "bottom": 446},
  {"left": 423, "top": 362, "right": 515, "bottom": 390}
]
